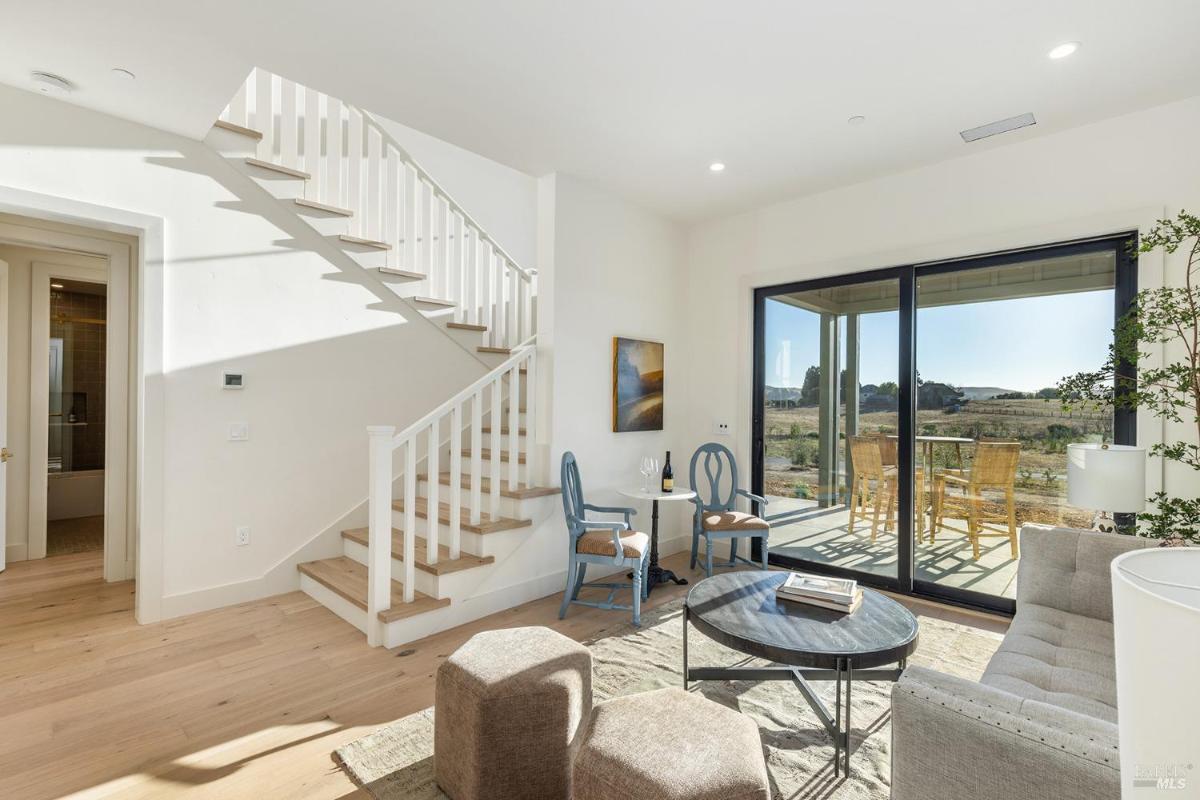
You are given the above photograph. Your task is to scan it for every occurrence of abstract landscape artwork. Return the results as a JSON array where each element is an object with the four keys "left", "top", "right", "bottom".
[{"left": 612, "top": 337, "right": 664, "bottom": 432}]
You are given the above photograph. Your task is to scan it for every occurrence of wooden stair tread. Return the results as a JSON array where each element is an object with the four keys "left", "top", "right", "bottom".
[
  {"left": 378, "top": 267, "right": 426, "bottom": 280},
  {"left": 338, "top": 234, "right": 391, "bottom": 250},
  {"left": 214, "top": 119, "right": 263, "bottom": 140},
  {"left": 419, "top": 472, "right": 560, "bottom": 500},
  {"left": 245, "top": 157, "right": 310, "bottom": 179},
  {"left": 478, "top": 346, "right": 510, "bottom": 354},
  {"left": 294, "top": 197, "right": 354, "bottom": 216},
  {"left": 297, "top": 556, "right": 448, "bottom": 622},
  {"left": 481, "top": 425, "right": 527, "bottom": 435},
  {"left": 340, "top": 528, "right": 493, "bottom": 575},
  {"left": 461, "top": 448, "right": 526, "bottom": 464},
  {"left": 414, "top": 296, "right": 456, "bottom": 307},
  {"left": 446, "top": 322, "right": 487, "bottom": 332},
  {"left": 391, "top": 498, "right": 532, "bottom": 534}
]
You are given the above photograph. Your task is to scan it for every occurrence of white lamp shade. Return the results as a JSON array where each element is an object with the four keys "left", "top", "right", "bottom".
[
  {"left": 1066, "top": 443, "right": 1145, "bottom": 512},
  {"left": 1112, "top": 548, "right": 1200, "bottom": 795}
]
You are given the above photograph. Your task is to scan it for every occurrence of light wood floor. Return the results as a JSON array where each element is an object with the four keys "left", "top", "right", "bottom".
[{"left": 0, "top": 550, "right": 1008, "bottom": 800}]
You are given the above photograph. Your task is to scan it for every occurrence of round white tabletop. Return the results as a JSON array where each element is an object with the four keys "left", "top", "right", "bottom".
[{"left": 617, "top": 486, "right": 697, "bottom": 502}]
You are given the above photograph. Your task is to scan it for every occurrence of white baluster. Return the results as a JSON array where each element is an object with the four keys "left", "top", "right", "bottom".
[
  {"left": 451, "top": 212, "right": 464, "bottom": 321},
  {"left": 403, "top": 438, "right": 417, "bottom": 603},
  {"left": 347, "top": 108, "right": 363, "bottom": 235},
  {"left": 325, "top": 97, "right": 343, "bottom": 208},
  {"left": 254, "top": 69, "right": 274, "bottom": 161},
  {"left": 404, "top": 164, "right": 418, "bottom": 275},
  {"left": 303, "top": 87, "right": 321, "bottom": 200},
  {"left": 508, "top": 364, "right": 519, "bottom": 491},
  {"left": 366, "top": 425, "right": 395, "bottom": 647},
  {"left": 421, "top": 181, "right": 434, "bottom": 295},
  {"left": 385, "top": 146, "right": 399, "bottom": 267},
  {"left": 449, "top": 403, "right": 463, "bottom": 559},
  {"left": 426, "top": 418, "right": 439, "bottom": 566},
  {"left": 490, "top": 378, "right": 501, "bottom": 520},
  {"left": 441, "top": 199, "right": 452, "bottom": 307},
  {"left": 526, "top": 348, "right": 538, "bottom": 488},
  {"left": 280, "top": 78, "right": 297, "bottom": 169},
  {"left": 479, "top": 240, "right": 493, "bottom": 345},
  {"left": 507, "top": 267, "right": 519, "bottom": 349},
  {"left": 494, "top": 257, "right": 507, "bottom": 347},
  {"left": 470, "top": 391, "right": 483, "bottom": 524},
  {"left": 465, "top": 229, "right": 478, "bottom": 324},
  {"left": 367, "top": 126, "right": 382, "bottom": 242}
]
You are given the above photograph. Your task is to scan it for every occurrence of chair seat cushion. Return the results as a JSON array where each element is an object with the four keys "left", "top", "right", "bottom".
[
  {"left": 573, "top": 687, "right": 769, "bottom": 800},
  {"left": 703, "top": 511, "right": 769, "bottom": 532},
  {"left": 577, "top": 529, "right": 649, "bottom": 558},
  {"left": 981, "top": 603, "right": 1118, "bottom": 722}
]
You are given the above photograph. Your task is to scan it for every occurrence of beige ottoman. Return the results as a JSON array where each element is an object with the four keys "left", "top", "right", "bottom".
[
  {"left": 434, "top": 626, "right": 592, "bottom": 800},
  {"left": 573, "top": 687, "right": 769, "bottom": 800}
]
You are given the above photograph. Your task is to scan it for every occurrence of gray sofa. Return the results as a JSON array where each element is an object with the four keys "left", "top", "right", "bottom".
[{"left": 891, "top": 524, "right": 1152, "bottom": 800}]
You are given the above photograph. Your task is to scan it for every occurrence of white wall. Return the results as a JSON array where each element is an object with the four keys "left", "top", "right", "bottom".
[
  {"left": 0, "top": 82, "right": 538, "bottom": 618},
  {"left": 1, "top": 242, "right": 109, "bottom": 561},
  {"left": 537, "top": 173, "right": 692, "bottom": 566},
  {"left": 684, "top": 95, "right": 1200, "bottom": 503}
]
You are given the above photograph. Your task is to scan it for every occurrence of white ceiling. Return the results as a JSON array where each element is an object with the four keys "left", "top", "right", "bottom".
[{"left": 3, "top": 0, "right": 1199, "bottom": 221}]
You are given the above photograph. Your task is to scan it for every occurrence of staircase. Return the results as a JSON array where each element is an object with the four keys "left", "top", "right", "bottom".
[{"left": 206, "top": 69, "right": 558, "bottom": 648}]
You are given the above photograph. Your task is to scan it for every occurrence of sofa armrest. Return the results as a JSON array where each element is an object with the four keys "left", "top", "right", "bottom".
[{"left": 891, "top": 666, "right": 1120, "bottom": 800}]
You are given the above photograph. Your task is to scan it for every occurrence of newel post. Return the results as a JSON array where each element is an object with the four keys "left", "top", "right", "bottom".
[{"left": 366, "top": 425, "right": 396, "bottom": 647}]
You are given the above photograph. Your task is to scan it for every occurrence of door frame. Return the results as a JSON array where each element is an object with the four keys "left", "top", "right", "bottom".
[
  {"left": 28, "top": 259, "right": 130, "bottom": 579},
  {"left": 0, "top": 258, "right": 8, "bottom": 572},
  {"left": 752, "top": 233, "right": 1139, "bottom": 615}
]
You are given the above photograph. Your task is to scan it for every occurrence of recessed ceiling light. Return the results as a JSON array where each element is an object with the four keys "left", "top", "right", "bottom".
[
  {"left": 31, "top": 71, "right": 73, "bottom": 95},
  {"left": 709, "top": 162, "right": 726, "bottom": 173},
  {"left": 1048, "top": 42, "right": 1080, "bottom": 60},
  {"left": 847, "top": 115, "right": 867, "bottom": 126},
  {"left": 111, "top": 67, "right": 136, "bottom": 80},
  {"left": 51, "top": 282, "right": 64, "bottom": 289}
]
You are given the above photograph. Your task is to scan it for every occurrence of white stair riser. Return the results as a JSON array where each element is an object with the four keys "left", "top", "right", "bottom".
[
  {"left": 292, "top": 208, "right": 353, "bottom": 237},
  {"left": 460, "top": 460, "right": 528, "bottom": 483},
  {"left": 299, "top": 574, "right": 369, "bottom": 633},
  {"left": 415, "top": 479, "right": 532, "bottom": 518},
  {"left": 341, "top": 537, "right": 440, "bottom": 597}
]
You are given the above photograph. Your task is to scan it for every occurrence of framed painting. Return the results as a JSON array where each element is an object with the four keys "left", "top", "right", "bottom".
[{"left": 612, "top": 337, "right": 664, "bottom": 432}]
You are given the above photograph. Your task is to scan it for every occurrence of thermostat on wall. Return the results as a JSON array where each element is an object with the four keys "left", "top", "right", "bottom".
[{"left": 222, "top": 371, "right": 244, "bottom": 390}]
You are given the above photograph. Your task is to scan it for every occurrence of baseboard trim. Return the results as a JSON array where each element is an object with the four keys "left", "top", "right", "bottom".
[{"left": 5, "top": 542, "right": 28, "bottom": 563}]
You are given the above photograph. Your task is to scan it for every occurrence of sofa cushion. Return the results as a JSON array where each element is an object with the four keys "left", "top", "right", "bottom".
[{"left": 982, "top": 602, "right": 1118, "bottom": 722}]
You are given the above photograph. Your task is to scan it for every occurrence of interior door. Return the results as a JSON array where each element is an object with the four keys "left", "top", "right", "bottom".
[{"left": 0, "top": 258, "right": 9, "bottom": 572}]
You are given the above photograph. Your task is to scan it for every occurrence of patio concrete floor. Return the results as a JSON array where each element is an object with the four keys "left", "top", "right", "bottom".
[{"left": 764, "top": 496, "right": 1019, "bottom": 599}]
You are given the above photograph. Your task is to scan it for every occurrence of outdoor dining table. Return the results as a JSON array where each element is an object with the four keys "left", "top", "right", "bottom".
[{"left": 888, "top": 434, "right": 974, "bottom": 534}]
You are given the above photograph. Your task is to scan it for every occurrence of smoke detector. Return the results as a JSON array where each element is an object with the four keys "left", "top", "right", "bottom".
[
  {"left": 960, "top": 112, "right": 1036, "bottom": 143},
  {"left": 31, "top": 71, "right": 73, "bottom": 95}
]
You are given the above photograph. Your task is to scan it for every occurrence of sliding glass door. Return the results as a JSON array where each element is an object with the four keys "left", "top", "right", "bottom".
[{"left": 753, "top": 235, "right": 1137, "bottom": 613}]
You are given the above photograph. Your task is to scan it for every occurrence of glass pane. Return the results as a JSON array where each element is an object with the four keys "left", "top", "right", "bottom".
[
  {"left": 915, "top": 250, "right": 1115, "bottom": 599},
  {"left": 762, "top": 276, "right": 900, "bottom": 581}
]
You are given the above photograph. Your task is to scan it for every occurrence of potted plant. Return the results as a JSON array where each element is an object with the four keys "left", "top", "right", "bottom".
[{"left": 1057, "top": 211, "right": 1200, "bottom": 545}]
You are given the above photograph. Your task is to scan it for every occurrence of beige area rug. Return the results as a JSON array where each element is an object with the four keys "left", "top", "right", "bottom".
[{"left": 334, "top": 597, "right": 1003, "bottom": 799}]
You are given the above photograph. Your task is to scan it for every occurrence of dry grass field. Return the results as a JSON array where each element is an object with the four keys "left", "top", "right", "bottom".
[{"left": 764, "top": 398, "right": 1108, "bottom": 528}]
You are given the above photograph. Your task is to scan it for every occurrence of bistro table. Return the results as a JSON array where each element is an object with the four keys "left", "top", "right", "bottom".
[
  {"left": 888, "top": 434, "right": 974, "bottom": 534},
  {"left": 683, "top": 570, "right": 919, "bottom": 777},
  {"left": 616, "top": 485, "right": 697, "bottom": 594}
]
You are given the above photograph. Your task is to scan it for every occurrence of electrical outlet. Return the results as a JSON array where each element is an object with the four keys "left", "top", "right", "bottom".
[
  {"left": 714, "top": 421, "right": 731, "bottom": 436},
  {"left": 229, "top": 422, "right": 249, "bottom": 441},
  {"left": 236, "top": 526, "right": 251, "bottom": 546}
]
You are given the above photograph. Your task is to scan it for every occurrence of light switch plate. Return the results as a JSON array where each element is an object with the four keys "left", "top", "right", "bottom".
[
  {"left": 714, "top": 421, "right": 731, "bottom": 436},
  {"left": 229, "top": 422, "right": 249, "bottom": 441}
]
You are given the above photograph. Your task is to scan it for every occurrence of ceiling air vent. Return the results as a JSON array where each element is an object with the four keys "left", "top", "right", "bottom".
[{"left": 960, "top": 112, "right": 1036, "bottom": 143}]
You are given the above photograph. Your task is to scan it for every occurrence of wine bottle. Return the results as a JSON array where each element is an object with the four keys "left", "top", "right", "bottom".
[{"left": 661, "top": 451, "right": 673, "bottom": 493}]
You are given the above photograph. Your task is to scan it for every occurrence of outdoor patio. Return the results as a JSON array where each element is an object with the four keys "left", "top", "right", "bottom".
[{"left": 765, "top": 495, "right": 1020, "bottom": 598}]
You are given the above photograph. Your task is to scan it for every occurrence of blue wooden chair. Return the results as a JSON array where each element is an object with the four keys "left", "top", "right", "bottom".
[
  {"left": 558, "top": 452, "right": 651, "bottom": 626},
  {"left": 689, "top": 443, "right": 770, "bottom": 577}
]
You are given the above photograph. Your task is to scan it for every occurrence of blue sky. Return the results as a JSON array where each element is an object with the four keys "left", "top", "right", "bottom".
[{"left": 764, "top": 290, "right": 1113, "bottom": 392}]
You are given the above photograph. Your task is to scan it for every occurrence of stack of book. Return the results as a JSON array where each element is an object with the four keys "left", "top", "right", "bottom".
[{"left": 777, "top": 572, "right": 863, "bottom": 613}]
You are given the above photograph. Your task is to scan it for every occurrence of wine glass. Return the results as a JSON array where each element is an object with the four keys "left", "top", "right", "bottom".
[{"left": 639, "top": 456, "right": 657, "bottom": 492}]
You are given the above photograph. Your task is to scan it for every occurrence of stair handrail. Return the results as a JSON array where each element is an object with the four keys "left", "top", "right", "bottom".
[
  {"left": 365, "top": 333, "right": 538, "bottom": 645},
  {"left": 356, "top": 108, "right": 535, "bottom": 283}
]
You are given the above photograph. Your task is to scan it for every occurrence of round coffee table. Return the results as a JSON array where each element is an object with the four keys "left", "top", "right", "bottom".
[{"left": 683, "top": 570, "right": 919, "bottom": 777}]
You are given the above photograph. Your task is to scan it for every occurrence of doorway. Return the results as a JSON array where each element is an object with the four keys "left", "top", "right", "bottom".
[{"left": 0, "top": 227, "right": 133, "bottom": 583}]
